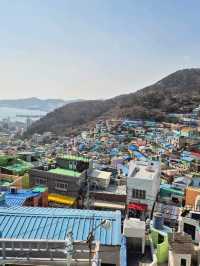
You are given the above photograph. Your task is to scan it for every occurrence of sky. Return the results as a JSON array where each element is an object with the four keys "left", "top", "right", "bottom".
[{"left": 0, "top": 0, "right": 200, "bottom": 100}]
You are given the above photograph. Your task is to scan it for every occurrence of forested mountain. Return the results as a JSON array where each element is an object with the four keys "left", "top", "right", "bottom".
[{"left": 25, "top": 69, "right": 200, "bottom": 136}]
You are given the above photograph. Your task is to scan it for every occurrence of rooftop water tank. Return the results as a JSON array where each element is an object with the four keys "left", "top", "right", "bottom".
[{"left": 153, "top": 212, "right": 164, "bottom": 230}]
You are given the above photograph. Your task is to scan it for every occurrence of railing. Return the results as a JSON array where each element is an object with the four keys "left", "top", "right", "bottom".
[{"left": 0, "top": 239, "right": 101, "bottom": 265}]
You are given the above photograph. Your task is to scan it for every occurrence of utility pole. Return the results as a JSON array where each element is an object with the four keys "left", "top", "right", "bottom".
[
  {"left": 64, "top": 231, "right": 74, "bottom": 266},
  {"left": 85, "top": 169, "right": 92, "bottom": 209}
]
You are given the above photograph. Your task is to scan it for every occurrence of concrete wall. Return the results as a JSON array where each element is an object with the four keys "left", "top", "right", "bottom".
[
  {"left": 151, "top": 229, "right": 168, "bottom": 264},
  {"left": 90, "top": 191, "right": 126, "bottom": 203}
]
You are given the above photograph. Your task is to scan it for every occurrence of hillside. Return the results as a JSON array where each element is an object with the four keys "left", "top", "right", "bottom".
[
  {"left": 0, "top": 97, "right": 81, "bottom": 112},
  {"left": 25, "top": 68, "right": 200, "bottom": 136}
]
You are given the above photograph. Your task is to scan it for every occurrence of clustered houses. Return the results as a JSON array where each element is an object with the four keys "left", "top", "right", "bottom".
[{"left": 0, "top": 115, "right": 200, "bottom": 265}]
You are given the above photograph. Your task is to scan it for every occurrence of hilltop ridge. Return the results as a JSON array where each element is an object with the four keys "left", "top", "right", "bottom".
[{"left": 25, "top": 68, "right": 200, "bottom": 136}]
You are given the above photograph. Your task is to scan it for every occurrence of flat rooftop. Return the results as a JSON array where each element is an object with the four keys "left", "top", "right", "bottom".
[
  {"left": 128, "top": 161, "right": 159, "bottom": 180},
  {"left": 48, "top": 167, "right": 81, "bottom": 177}
]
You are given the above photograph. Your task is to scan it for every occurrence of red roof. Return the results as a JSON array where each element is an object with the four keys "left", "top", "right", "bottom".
[
  {"left": 191, "top": 151, "right": 200, "bottom": 158},
  {"left": 128, "top": 202, "right": 148, "bottom": 211}
]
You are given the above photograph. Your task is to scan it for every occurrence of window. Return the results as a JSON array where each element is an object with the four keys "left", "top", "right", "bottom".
[
  {"left": 35, "top": 177, "right": 47, "bottom": 186},
  {"left": 184, "top": 223, "right": 195, "bottom": 240},
  {"left": 181, "top": 258, "right": 187, "bottom": 266},
  {"left": 55, "top": 181, "right": 68, "bottom": 192},
  {"left": 132, "top": 189, "right": 146, "bottom": 199},
  {"left": 69, "top": 162, "right": 73, "bottom": 170}
]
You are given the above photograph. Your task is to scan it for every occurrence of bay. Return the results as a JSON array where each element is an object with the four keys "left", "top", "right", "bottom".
[{"left": 0, "top": 107, "right": 47, "bottom": 123}]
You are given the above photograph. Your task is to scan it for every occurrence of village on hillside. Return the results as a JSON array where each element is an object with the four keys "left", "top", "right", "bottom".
[{"left": 0, "top": 106, "right": 200, "bottom": 265}]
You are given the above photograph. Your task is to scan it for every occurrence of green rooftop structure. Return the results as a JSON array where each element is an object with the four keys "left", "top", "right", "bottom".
[
  {"left": 48, "top": 168, "right": 81, "bottom": 177},
  {"left": 32, "top": 186, "right": 47, "bottom": 193},
  {"left": 0, "top": 155, "right": 16, "bottom": 167},
  {"left": 0, "top": 180, "right": 12, "bottom": 187},
  {"left": 30, "top": 154, "right": 90, "bottom": 198},
  {"left": 0, "top": 155, "right": 33, "bottom": 176},
  {"left": 4, "top": 163, "right": 32, "bottom": 175},
  {"left": 61, "top": 155, "right": 90, "bottom": 162},
  {"left": 56, "top": 154, "right": 92, "bottom": 173},
  {"left": 160, "top": 184, "right": 184, "bottom": 197}
]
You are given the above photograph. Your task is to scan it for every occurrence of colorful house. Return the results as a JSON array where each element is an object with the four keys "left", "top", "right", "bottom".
[{"left": 185, "top": 186, "right": 200, "bottom": 210}]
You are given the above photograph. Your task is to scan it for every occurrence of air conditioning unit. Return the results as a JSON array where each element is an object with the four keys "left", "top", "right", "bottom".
[{"left": 0, "top": 192, "right": 5, "bottom": 202}]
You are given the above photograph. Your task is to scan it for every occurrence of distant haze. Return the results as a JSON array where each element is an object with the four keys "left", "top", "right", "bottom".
[{"left": 0, "top": 1, "right": 199, "bottom": 100}]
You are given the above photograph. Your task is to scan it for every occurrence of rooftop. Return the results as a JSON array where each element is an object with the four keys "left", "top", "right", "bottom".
[
  {"left": 128, "top": 161, "right": 160, "bottom": 180},
  {"left": 160, "top": 184, "right": 184, "bottom": 197},
  {"left": 0, "top": 207, "right": 121, "bottom": 245},
  {"left": 4, "top": 189, "right": 40, "bottom": 207},
  {"left": 60, "top": 155, "right": 90, "bottom": 162},
  {"left": 169, "top": 232, "right": 194, "bottom": 254},
  {"left": 90, "top": 169, "right": 112, "bottom": 180},
  {"left": 48, "top": 167, "right": 81, "bottom": 177}
]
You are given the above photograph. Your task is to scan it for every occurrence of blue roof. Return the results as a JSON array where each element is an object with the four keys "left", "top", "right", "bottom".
[
  {"left": 128, "top": 144, "right": 138, "bottom": 151},
  {"left": 4, "top": 189, "right": 40, "bottom": 207},
  {"left": 181, "top": 156, "right": 194, "bottom": 162},
  {"left": 133, "top": 151, "right": 146, "bottom": 160},
  {"left": 0, "top": 207, "right": 121, "bottom": 245}
]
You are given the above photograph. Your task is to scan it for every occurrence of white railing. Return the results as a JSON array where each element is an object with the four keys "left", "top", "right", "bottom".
[{"left": 0, "top": 239, "right": 101, "bottom": 265}]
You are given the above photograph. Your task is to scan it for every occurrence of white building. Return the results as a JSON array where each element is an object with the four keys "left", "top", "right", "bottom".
[
  {"left": 127, "top": 161, "right": 161, "bottom": 212},
  {"left": 123, "top": 217, "right": 145, "bottom": 254}
]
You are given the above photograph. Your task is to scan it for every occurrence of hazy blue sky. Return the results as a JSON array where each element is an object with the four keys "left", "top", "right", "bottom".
[{"left": 0, "top": 0, "right": 199, "bottom": 100}]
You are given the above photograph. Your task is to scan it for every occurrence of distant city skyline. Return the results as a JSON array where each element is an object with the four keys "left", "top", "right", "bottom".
[{"left": 0, "top": 0, "right": 199, "bottom": 100}]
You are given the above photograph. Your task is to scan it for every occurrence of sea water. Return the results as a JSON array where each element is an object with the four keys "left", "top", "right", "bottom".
[{"left": 0, "top": 107, "right": 47, "bottom": 123}]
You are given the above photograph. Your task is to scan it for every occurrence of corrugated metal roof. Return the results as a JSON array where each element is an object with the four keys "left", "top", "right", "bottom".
[{"left": 0, "top": 207, "right": 121, "bottom": 245}]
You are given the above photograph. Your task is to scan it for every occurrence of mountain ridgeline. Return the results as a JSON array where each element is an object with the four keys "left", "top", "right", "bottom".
[
  {"left": 25, "top": 68, "right": 200, "bottom": 136},
  {"left": 0, "top": 98, "right": 81, "bottom": 112}
]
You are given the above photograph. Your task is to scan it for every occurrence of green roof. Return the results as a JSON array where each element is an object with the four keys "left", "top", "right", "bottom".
[
  {"left": 3, "top": 162, "right": 33, "bottom": 175},
  {"left": 0, "top": 155, "right": 33, "bottom": 175},
  {"left": 160, "top": 185, "right": 184, "bottom": 197},
  {"left": 0, "top": 180, "right": 12, "bottom": 186},
  {"left": 48, "top": 168, "right": 81, "bottom": 177},
  {"left": 32, "top": 186, "right": 47, "bottom": 193},
  {"left": 60, "top": 155, "right": 90, "bottom": 162},
  {"left": 0, "top": 155, "right": 16, "bottom": 167}
]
